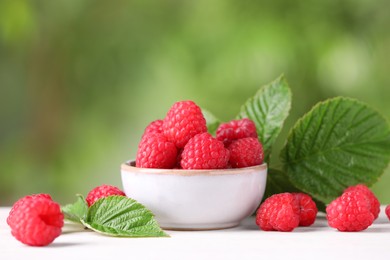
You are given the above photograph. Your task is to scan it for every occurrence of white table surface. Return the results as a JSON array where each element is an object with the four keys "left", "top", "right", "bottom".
[{"left": 1, "top": 206, "right": 389, "bottom": 260}]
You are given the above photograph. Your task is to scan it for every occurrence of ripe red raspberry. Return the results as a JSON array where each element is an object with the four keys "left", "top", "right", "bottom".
[
  {"left": 142, "top": 119, "right": 163, "bottom": 137},
  {"left": 216, "top": 118, "right": 258, "bottom": 145},
  {"left": 293, "top": 193, "right": 318, "bottom": 226},
  {"left": 181, "top": 133, "right": 230, "bottom": 169},
  {"left": 326, "top": 190, "right": 374, "bottom": 231},
  {"left": 344, "top": 184, "right": 380, "bottom": 219},
  {"left": 163, "top": 101, "right": 207, "bottom": 148},
  {"left": 7, "top": 194, "right": 64, "bottom": 246},
  {"left": 386, "top": 205, "right": 390, "bottom": 221},
  {"left": 256, "top": 193, "right": 300, "bottom": 232},
  {"left": 7, "top": 194, "right": 53, "bottom": 224},
  {"left": 227, "top": 137, "right": 264, "bottom": 168},
  {"left": 86, "top": 184, "right": 126, "bottom": 207},
  {"left": 136, "top": 133, "right": 178, "bottom": 169}
]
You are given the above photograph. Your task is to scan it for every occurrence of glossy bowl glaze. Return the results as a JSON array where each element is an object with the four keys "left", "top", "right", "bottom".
[{"left": 121, "top": 161, "right": 267, "bottom": 230}]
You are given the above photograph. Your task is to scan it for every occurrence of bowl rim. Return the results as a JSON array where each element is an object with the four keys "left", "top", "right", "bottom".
[{"left": 121, "top": 160, "right": 267, "bottom": 176}]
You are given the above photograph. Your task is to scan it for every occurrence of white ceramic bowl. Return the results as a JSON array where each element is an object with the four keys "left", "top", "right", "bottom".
[{"left": 120, "top": 161, "right": 267, "bottom": 230}]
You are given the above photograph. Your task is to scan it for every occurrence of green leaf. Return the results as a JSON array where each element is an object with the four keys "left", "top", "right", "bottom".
[
  {"left": 281, "top": 97, "right": 390, "bottom": 203},
  {"left": 61, "top": 194, "right": 88, "bottom": 224},
  {"left": 237, "top": 74, "right": 292, "bottom": 161},
  {"left": 82, "top": 196, "right": 169, "bottom": 237},
  {"left": 202, "top": 108, "right": 221, "bottom": 136}
]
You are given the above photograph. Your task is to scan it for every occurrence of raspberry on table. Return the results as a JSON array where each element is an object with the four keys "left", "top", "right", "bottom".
[
  {"left": 180, "top": 132, "right": 230, "bottom": 170},
  {"left": 344, "top": 184, "right": 380, "bottom": 219},
  {"left": 163, "top": 100, "right": 207, "bottom": 148},
  {"left": 256, "top": 193, "right": 300, "bottom": 232},
  {"left": 142, "top": 119, "right": 164, "bottom": 137},
  {"left": 326, "top": 190, "right": 374, "bottom": 232},
  {"left": 216, "top": 118, "right": 258, "bottom": 145},
  {"left": 86, "top": 184, "right": 126, "bottom": 207},
  {"left": 136, "top": 133, "right": 178, "bottom": 169},
  {"left": 7, "top": 194, "right": 64, "bottom": 246},
  {"left": 227, "top": 137, "right": 264, "bottom": 168},
  {"left": 293, "top": 193, "right": 318, "bottom": 226},
  {"left": 386, "top": 205, "right": 390, "bottom": 221}
]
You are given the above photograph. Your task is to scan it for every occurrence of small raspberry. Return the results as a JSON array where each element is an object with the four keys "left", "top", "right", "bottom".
[
  {"left": 216, "top": 118, "right": 258, "bottom": 145},
  {"left": 163, "top": 101, "right": 207, "bottom": 148},
  {"left": 181, "top": 133, "right": 230, "bottom": 169},
  {"left": 326, "top": 190, "right": 374, "bottom": 231},
  {"left": 142, "top": 119, "right": 163, "bottom": 137},
  {"left": 7, "top": 194, "right": 64, "bottom": 246},
  {"left": 227, "top": 137, "right": 264, "bottom": 168},
  {"left": 293, "top": 193, "right": 318, "bottom": 226},
  {"left": 86, "top": 184, "right": 126, "bottom": 207},
  {"left": 386, "top": 205, "right": 390, "bottom": 221},
  {"left": 344, "top": 184, "right": 380, "bottom": 219},
  {"left": 256, "top": 193, "right": 300, "bottom": 232},
  {"left": 136, "top": 133, "right": 178, "bottom": 169}
]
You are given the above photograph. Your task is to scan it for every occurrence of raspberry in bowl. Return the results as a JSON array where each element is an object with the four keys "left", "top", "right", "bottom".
[{"left": 121, "top": 100, "right": 268, "bottom": 230}]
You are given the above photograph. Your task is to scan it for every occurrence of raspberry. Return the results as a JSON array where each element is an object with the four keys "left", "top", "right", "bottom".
[
  {"left": 227, "top": 137, "right": 264, "bottom": 168},
  {"left": 142, "top": 119, "right": 163, "bottom": 137},
  {"left": 86, "top": 184, "right": 126, "bottom": 207},
  {"left": 7, "top": 194, "right": 52, "bottom": 224},
  {"left": 7, "top": 194, "right": 64, "bottom": 246},
  {"left": 163, "top": 101, "right": 207, "bottom": 148},
  {"left": 181, "top": 133, "right": 230, "bottom": 169},
  {"left": 256, "top": 193, "right": 300, "bottom": 232},
  {"left": 344, "top": 184, "right": 380, "bottom": 219},
  {"left": 293, "top": 193, "right": 318, "bottom": 226},
  {"left": 386, "top": 205, "right": 390, "bottom": 221},
  {"left": 136, "top": 133, "right": 178, "bottom": 169},
  {"left": 326, "top": 190, "right": 374, "bottom": 231},
  {"left": 216, "top": 118, "right": 258, "bottom": 145}
]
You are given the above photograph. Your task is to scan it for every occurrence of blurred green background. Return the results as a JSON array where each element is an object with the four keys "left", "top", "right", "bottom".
[{"left": 1, "top": 0, "right": 390, "bottom": 206}]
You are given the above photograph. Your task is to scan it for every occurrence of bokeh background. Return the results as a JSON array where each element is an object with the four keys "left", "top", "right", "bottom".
[{"left": 1, "top": 0, "right": 390, "bottom": 206}]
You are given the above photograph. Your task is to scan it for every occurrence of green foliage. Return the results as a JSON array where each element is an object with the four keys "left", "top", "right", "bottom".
[
  {"left": 61, "top": 194, "right": 88, "bottom": 224},
  {"left": 280, "top": 97, "right": 390, "bottom": 203},
  {"left": 63, "top": 195, "right": 168, "bottom": 237},
  {"left": 83, "top": 196, "right": 168, "bottom": 237},
  {"left": 237, "top": 75, "right": 291, "bottom": 161}
]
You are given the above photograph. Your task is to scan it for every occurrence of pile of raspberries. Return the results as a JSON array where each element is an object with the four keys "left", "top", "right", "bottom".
[
  {"left": 256, "top": 184, "right": 385, "bottom": 232},
  {"left": 136, "top": 100, "right": 264, "bottom": 170}
]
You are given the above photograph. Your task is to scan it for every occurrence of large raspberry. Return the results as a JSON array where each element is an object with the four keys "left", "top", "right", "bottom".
[
  {"left": 181, "top": 133, "right": 230, "bottom": 169},
  {"left": 386, "top": 205, "right": 390, "bottom": 221},
  {"left": 136, "top": 133, "right": 178, "bottom": 169},
  {"left": 7, "top": 194, "right": 64, "bottom": 246},
  {"left": 293, "top": 193, "right": 318, "bottom": 226},
  {"left": 326, "top": 190, "right": 374, "bottom": 231},
  {"left": 344, "top": 184, "right": 380, "bottom": 219},
  {"left": 7, "top": 194, "right": 53, "bottom": 224},
  {"left": 86, "top": 184, "right": 126, "bottom": 207},
  {"left": 256, "top": 193, "right": 300, "bottom": 232},
  {"left": 142, "top": 119, "right": 163, "bottom": 137},
  {"left": 216, "top": 118, "right": 258, "bottom": 145},
  {"left": 227, "top": 137, "right": 264, "bottom": 168},
  {"left": 163, "top": 101, "right": 207, "bottom": 148}
]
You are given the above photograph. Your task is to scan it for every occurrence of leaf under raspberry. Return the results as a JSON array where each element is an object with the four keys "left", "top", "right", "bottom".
[
  {"left": 82, "top": 196, "right": 168, "bottom": 237},
  {"left": 61, "top": 194, "right": 88, "bottom": 224}
]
